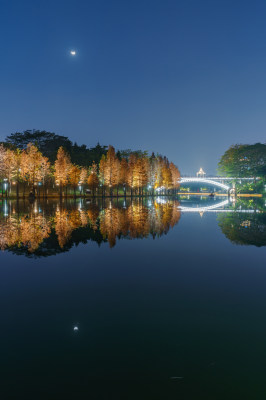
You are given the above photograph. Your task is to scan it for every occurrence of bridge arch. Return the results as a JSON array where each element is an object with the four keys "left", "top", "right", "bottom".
[
  {"left": 180, "top": 177, "right": 230, "bottom": 191},
  {"left": 179, "top": 199, "right": 229, "bottom": 212}
]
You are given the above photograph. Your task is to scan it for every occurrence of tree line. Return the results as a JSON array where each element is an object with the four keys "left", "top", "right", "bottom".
[
  {"left": 4, "top": 130, "right": 108, "bottom": 166},
  {"left": 0, "top": 139, "right": 180, "bottom": 198},
  {"left": 4, "top": 130, "right": 149, "bottom": 166}
]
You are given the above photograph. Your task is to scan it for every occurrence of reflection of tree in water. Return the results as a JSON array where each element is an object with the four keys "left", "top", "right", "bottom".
[
  {"left": 20, "top": 215, "right": 51, "bottom": 252},
  {"left": 127, "top": 203, "right": 150, "bottom": 239},
  {"left": 100, "top": 206, "right": 122, "bottom": 248},
  {"left": 0, "top": 199, "right": 181, "bottom": 255},
  {"left": 99, "top": 202, "right": 151, "bottom": 247},
  {"left": 0, "top": 200, "right": 104, "bottom": 256},
  {"left": 152, "top": 202, "right": 181, "bottom": 237},
  {"left": 217, "top": 212, "right": 266, "bottom": 247},
  {"left": 0, "top": 216, "right": 19, "bottom": 251},
  {"left": 54, "top": 210, "right": 75, "bottom": 248},
  {"left": 99, "top": 200, "right": 181, "bottom": 247},
  {"left": 0, "top": 213, "right": 50, "bottom": 252},
  {"left": 87, "top": 204, "right": 100, "bottom": 231}
]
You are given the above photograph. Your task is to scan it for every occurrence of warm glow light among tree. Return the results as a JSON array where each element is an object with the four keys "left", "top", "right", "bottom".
[
  {"left": 101, "top": 146, "right": 120, "bottom": 194},
  {"left": 69, "top": 165, "right": 81, "bottom": 197},
  {"left": 0, "top": 144, "right": 6, "bottom": 181},
  {"left": 0, "top": 139, "right": 181, "bottom": 198},
  {"left": 87, "top": 161, "right": 99, "bottom": 196},
  {"left": 20, "top": 143, "right": 49, "bottom": 195},
  {"left": 54, "top": 147, "right": 71, "bottom": 197}
]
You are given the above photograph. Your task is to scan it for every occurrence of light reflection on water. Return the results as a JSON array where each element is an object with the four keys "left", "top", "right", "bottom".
[
  {"left": 0, "top": 196, "right": 266, "bottom": 399},
  {"left": 0, "top": 196, "right": 265, "bottom": 255}
]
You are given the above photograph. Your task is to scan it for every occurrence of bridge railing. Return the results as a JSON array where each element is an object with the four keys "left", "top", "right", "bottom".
[{"left": 180, "top": 175, "right": 258, "bottom": 180}]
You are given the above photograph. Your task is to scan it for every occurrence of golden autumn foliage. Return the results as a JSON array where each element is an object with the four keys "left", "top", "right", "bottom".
[
  {"left": 21, "top": 144, "right": 48, "bottom": 187},
  {"left": 100, "top": 146, "right": 120, "bottom": 191},
  {"left": 119, "top": 158, "right": 128, "bottom": 186},
  {"left": 0, "top": 142, "right": 180, "bottom": 197},
  {"left": 169, "top": 162, "right": 180, "bottom": 190},
  {"left": 0, "top": 144, "right": 6, "bottom": 179},
  {"left": 126, "top": 154, "right": 137, "bottom": 189},
  {"left": 79, "top": 168, "right": 88, "bottom": 185},
  {"left": 54, "top": 147, "right": 71, "bottom": 193},
  {"left": 162, "top": 163, "right": 173, "bottom": 189},
  {"left": 4, "top": 149, "right": 17, "bottom": 183},
  {"left": 132, "top": 158, "right": 149, "bottom": 190},
  {"left": 87, "top": 161, "right": 99, "bottom": 195},
  {"left": 39, "top": 157, "right": 51, "bottom": 185},
  {"left": 69, "top": 165, "right": 81, "bottom": 196}
]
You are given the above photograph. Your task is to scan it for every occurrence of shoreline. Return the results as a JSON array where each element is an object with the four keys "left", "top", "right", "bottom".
[{"left": 0, "top": 193, "right": 263, "bottom": 200}]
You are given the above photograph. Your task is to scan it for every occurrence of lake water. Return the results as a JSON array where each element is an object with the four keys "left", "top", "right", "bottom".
[{"left": 0, "top": 197, "right": 265, "bottom": 399}]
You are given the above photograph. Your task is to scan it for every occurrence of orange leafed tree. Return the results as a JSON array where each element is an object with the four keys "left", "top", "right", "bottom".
[
  {"left": 79, "top": 167, "right": 88, "bottom": 195},
  {"left": 39, "top": 157, "right": 51, "bottom": 196},
  {"left": 0, "top": 148, "right": 21, "bottom": 197},
  {"left": 0, "top": 137, "right": 181, "bottom": 198},
  {"left": 99, "top": 155, "right": 106, "bottom": 194},
  {"left": 161, "top": 162, "right": 173, "bottom": 192},
  {"left": 79, "top": 167, "right": 88, "bottom": 185},
  {"left": 154, "top": 157, "right": 164, "bottom": 190},
  {"left": 20, "top": 143, "right": 47, "bottom": 195},
  {"left": 87, "top": 161, "right": 99, "bottom": 196},
  {"left": 54, "top": 147, "right": 71, "bottom": 197},
  {"left": 133, "top": 157, "right": 149, "bottom": 194},
  {"left": 169, "top": 162, "right": 180, "bottom": 193},
  {"left": 0, "top": 144, "right": 6, "bottom": 181},
  {"left": 119, "top": 158, "right": 128, "bottom": 196},
  {"left": 102, "top": 145, "right": 120, "bottom": 195},
  {"left": 148, "top": 153, "right": 158, "bottom": 193},
  {"left": 126, "top": 154, "right": 137, "bottom": 195},
  {"left": 12, "top": 149, "right": 22, "bottom": 197},
  {"left": 69, "top": 165, "right": 81, "bottom": 197},
  {"left": 4, "top": 149, "right": 17, "bottom": 195}
]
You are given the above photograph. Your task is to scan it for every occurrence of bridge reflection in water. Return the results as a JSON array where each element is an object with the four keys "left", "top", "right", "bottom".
[{"left": 0, "top": 196, "right": 265, "bottom": 255}]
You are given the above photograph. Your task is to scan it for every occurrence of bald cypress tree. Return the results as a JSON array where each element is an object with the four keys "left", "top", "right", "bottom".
[
  {"left": 102, "top": 146, "right": 120, "bottom": 196},
  {"left": 54, "top": 147, "right": 71, "bottom": 198},
  {"left": 87, "top": 161, "right": 99, "bottom": 197}
]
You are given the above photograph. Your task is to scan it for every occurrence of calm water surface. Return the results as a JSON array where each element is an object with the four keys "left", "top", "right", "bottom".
[{"left": 0, "top": 197, "right": 265, "bottom": 399}]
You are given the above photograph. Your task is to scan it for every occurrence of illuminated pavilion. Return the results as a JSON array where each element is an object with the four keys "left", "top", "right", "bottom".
[{"left": 196, "top": 168, "right": 206, "bottom": 177}]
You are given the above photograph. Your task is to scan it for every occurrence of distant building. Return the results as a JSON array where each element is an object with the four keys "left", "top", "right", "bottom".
[{"left": 196, "top": 168, "right": 206, "bottom": 177}]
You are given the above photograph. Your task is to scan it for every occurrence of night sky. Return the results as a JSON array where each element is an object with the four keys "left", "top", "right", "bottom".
[{"left": 1, "top": 0, "right": 265, "bottom": 174}]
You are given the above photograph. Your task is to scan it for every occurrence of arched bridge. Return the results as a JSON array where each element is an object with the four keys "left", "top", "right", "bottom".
[
  {"left": 180, "top": 177, "right": 230, "bottom": 192},
  {"left": 179, "top": 199, "right": 229, "bottom": 211}
]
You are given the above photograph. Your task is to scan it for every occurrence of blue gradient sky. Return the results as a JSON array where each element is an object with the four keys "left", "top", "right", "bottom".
[{"left": 0, "top": 0, "right": 265, "bottom": 174}]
